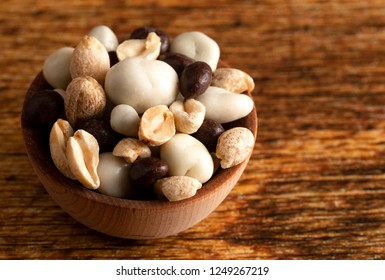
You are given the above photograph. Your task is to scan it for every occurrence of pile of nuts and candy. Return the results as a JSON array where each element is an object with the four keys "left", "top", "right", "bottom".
[{"left": 23, "top": 25, "right": 256, "bottom": 202}]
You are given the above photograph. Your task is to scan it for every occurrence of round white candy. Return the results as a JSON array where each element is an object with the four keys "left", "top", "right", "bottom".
[
  {"left": 170, "top": 31, "right": 220, "bottom": 71},
  {"left": 105, "top": 57, "right": 179, "bottom": 114},
  {"left": 110, "top": 104, "right": 140, "bottom": 137},
  {"left": 43, "top": 47, "right": 74, "bottom": 90},
  {"left": 88, "top": 25, "right": 119, "bottom": 52},
  {"left": 97, "top": 152, "right": 134, "bottom": 198},
  {"left": 160, "top": 133, "right": 214, "bottom": 184}
]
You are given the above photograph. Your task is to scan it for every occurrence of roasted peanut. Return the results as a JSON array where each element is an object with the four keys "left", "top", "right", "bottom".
[
  {"left": 113, "top": 138, "right": 151, "bottom": 163},
  {"left": 154, "top": 176, "right": 202, "bottom": 201},
  {"left": 138, "top": 105, "right": 176, "bottom": 146},
  {"left": 49, "top": 119, "right": 76, "bottom": 179},
  {"left": 64, "top": 76, "right": 106, "bottom": 127},
  {"left": 130, "top": 26, "right": 170, "bottom": 54},
  {"left": 212, "top": 68, "right": 255, "bottom": 94},
  {"left": 169, "top": 99, "right": 205, "bottom": 134},
  {"left": 66, "top": 129, "right": 100, "bottom": 190},
  {"left": 216, "top": 127, "right": 255, "bottom": 169},
  {"left": 70, "top": 35, "right": 110, "bottom": 85},
  {"left": 116, "top": 32, "right": 161, "bottom": 61}
]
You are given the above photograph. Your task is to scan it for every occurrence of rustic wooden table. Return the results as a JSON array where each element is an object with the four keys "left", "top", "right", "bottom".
[{"left": 1, "top": 0, "right": 385, "bottom": 260}]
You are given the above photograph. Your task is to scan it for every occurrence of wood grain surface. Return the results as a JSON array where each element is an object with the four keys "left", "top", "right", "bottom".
[{"left": 2, "top": 0, "right": 385, "bottom": 259}]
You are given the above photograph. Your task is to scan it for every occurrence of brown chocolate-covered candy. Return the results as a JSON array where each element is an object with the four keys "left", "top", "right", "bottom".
[
  {"left": 180, "top": 61, "right": 212, "bottom": 99},
  {"left": 22, "top": 90, "right": 64, "bottom": 127},
  {"left": 77, "top": 118, "right": 122, "bottom": 152},
  {"left": 129, "top": 157, "right": 169, "bottom": 197},
  {"left": 161, "top": 52, "right": 195, "bottom": 77},
  {"left": 192, "top": 119, "right": 225, "bottom": 152}
]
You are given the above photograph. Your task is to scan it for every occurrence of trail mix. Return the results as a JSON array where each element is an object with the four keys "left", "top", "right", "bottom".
[{"left": 23, "top": 25, "right": 256, "bottom": 201}]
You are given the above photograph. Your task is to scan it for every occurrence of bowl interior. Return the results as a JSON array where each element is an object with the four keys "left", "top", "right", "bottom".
[{"left": 21, "top": 70, "right": 257, "bottom": 239}]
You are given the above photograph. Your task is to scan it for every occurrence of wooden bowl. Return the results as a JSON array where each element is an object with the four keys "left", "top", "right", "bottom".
[{"left": 21, "top": 71, "right": 257, "bottom": 239}]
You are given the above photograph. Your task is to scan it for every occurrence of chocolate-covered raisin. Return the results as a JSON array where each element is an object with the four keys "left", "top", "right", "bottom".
[
  {"left": 161, "top": 52, "right": 195, "bottom": 77},
  {"left": 77, "top": 118, "right": 122, "bottom": 152},
  {"left": 180, "top": 61, "right": 212, "bottom": 99},
  {"left": 129, "top": 157, "right": 169, "bottom": 197},
  {"left": 23, "top": 90, "right": 64, "bottom": 127},
  {"left": 192, "top": 119, "right": 224, "bottom": 152}
]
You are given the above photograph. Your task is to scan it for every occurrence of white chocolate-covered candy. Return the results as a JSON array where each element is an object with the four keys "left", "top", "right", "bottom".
[
  {"left": 88, "top": 25, "right": 119, "bottom": 52},
  {"left": 104, "top": 57, "right": 179, "bottom": 114},
  {"left": 97, "top": 152, "right": 134, "bottom": 198},
  {"left": 196, "top": 86, "right": 254, "bottom": 123},
  {"left": 110, "top": 104, "right": 140, "bottom": 137},
  {"left": 43, "top": 47, "right": 74, "bottom": 90},
  {"left": 170, "top": 31, "right": 220, "bottom": 71},
  {"left": 160, "top": 133, "right": 213, "bottom": 183}
]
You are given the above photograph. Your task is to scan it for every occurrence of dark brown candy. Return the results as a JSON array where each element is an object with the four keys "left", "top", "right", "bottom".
[
  {"left": 161, "top": 52, "right": 195, "bottom": 77},
  {"left": 192, "top": 119, "right": 225, "bottom": 152},
  {"left": 22, "top": 90, "right": 64, "bottom": 127},
  {"left": 130, "top": 26, "right": 170, "bottom": 54},
  {"left": 77, "top": 118, "right": 122, "bottom": 152},
  {"left": 108, "top": 51, "right": 119, "bottom": 67},
  {"left": 180, "top": 61, "right": 212, "bottom": 99},
  {"left": 129, "top": 157, "right": 168, "bottom": 197}
]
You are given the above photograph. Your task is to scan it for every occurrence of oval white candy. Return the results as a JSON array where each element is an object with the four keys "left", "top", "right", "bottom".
[
  {"left": 43, "top": 47, "right": 74, "bottom": 90},
  {"left": 105, "top": 57, "right": 179, "bottom": 114},
  {"left": 110, "top": 104, "right": 140, "bottom": 137},
  {"left": 170, "top": 31, "right": 220, "bottom": 71},
  {"left": 97, "top": 152, "right": 134, "bottom": 198},
  {"left": 160, "top": 133, "right": 213, "bottom": 184},
  {"left": 88, "top": 25, "right": 119, "bottom": 52},
  {"left": 196, "top": 86, "right": 254, "bottom": 123}
]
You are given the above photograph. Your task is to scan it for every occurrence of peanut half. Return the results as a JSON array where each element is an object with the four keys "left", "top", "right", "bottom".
[
  {"left": 49, "top": 119, "right": 76, "bottom": 179},
  {"left": 169, "top": 99, "right": 205, "bottom": 134},
  {"left": 66, "top": 129, "right": 100, "bottom": 190},
  {"left": 113, "top": 138, "right": 151, "bottom": 163},
  {"left": 138, "top": 105, "right": 176, "bottom": 146},
  {"left": 116, "top": 32, "right": 161, "bottom": 61}
]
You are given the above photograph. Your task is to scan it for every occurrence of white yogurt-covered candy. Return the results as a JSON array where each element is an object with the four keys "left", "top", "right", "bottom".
[
  {"left": 110, "top": 104, "right": 140, "bottom": 137},
  {"left": 160, "top": 133, "right": 214, "bottom": 183},
  {"left": 105, "top": 57, "right": 179, "bottom": 114},
  {"left": 88, "top": 25, "right": 119, "bottom": 52},
  {"left": 43, "top": 47, "right": 74, "bottom": 90},
  {"left": 170, "top": 31, "right": 220, "bottom": 71},
  {"left": 196, "top": 86, "right": 254, "bottom": 123},
  {"left": 97, "top": 152, "right": 134, "bottom": 198}
]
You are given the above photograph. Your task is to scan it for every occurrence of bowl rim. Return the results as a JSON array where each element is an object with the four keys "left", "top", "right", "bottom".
[{"left": 21, "top": 70, "right": 257, "bottom": 212}]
